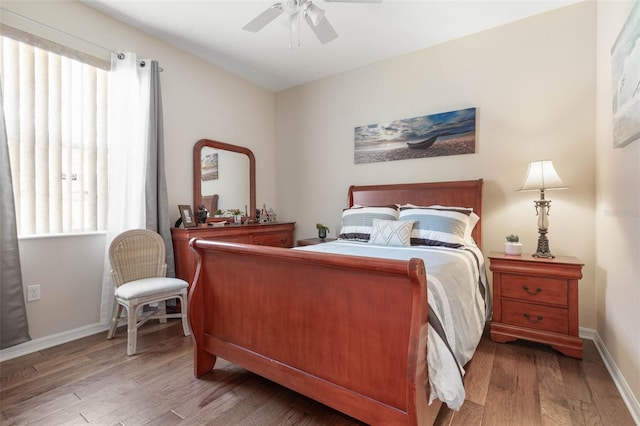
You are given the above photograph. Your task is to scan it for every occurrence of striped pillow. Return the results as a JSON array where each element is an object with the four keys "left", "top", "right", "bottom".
[
  {"left": 399, "top": 206, "right": 471, "bottom": 248},
  {"left": 427, "top": 205, "right": 479, "bottom": 246},
  {"left": 339, "top": 206, "right": 399, "bottom": 242},
  {"left": 368, "top": 219, "right": 415, "bottom": 247}
]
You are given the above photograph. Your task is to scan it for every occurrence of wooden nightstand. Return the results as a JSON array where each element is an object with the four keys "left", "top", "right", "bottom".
[
  {"left": 489, "top": 252, "right": 584, "bottom": 358},
  {"left": 296, "top": 237, "right": 337, "bottom": 246}
]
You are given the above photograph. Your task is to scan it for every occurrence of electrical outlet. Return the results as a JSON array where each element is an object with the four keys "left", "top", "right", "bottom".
[{"left": 27, "top": 285, "right": 41, "bottom": 302}]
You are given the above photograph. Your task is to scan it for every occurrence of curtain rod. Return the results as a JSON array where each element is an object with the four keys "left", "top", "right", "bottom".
[{"left": 1, "top": 8, "right": 162, "bottom": 70}]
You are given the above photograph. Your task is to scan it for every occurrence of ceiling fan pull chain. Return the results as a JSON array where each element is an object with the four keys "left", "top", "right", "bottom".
[
  {"left": 289, "top": 14, "right": 293, "bottom": 49},
  {"left": 298, "top": 6, "right": 302, "bottom": 47}
]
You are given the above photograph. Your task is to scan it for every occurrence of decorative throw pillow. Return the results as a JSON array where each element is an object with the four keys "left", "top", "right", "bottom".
[
  {"left": 399, "top": 206, "right": 471, "bottom": 248},
  {"left": 368, "top": 219, "right": 415, "bottom": 247},
  {"left": 338, "top": 206, "right": 399, "bottom": 242}
]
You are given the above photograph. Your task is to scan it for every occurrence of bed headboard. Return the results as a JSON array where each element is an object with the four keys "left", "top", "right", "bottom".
[{"left": 348, "top": 179, "right": 484, "bottom": 247}]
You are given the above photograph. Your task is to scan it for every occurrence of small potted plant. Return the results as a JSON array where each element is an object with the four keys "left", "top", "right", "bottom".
[
  {"left": 228, "top": 208, "right": 243, "bottom": 224},
  {"left": 505, "top": 234, "right": 522, "bottom": 256},
  {"left": 316, "top": 223, "right": 330, "bottom": 239}
]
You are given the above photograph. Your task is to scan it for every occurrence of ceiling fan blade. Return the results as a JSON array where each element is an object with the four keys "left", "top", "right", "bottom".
[
  {"left": 304, "top": 15, "right": 337, "bottom": 44},
  {"left": 324, "top": 0, "right": 382, "bottom": 3},
  {"left": 243, "top": 4, "right": 283, "bottom": 32}
]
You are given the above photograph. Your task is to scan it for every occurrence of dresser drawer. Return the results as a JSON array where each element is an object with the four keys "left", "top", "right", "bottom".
[
  {"left": 214, "top": 235, "right": 251, "bottom": 244},
  {"left": 502, "top": 300, "right": 568, "bottom": 334},
  {"left": 252, "top": 232, "right": 292, "bottom": 248},
  {"left": 501, "top": 274, "right": 567, "bottom": 306}
]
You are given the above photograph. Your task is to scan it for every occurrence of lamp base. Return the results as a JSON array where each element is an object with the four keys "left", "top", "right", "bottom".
[
  {"left": 533, "top": 233, "right": 555, "bottom": 259},
  {"left": 533, "top": 252, "right": 555, "bottom": 259}
]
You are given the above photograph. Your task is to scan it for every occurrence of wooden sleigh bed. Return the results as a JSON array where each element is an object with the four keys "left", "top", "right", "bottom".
[{"left": 187, "top": 179, "right": 484, "bottom": 425}]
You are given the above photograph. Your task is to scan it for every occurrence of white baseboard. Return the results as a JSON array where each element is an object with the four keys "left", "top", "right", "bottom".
[
  {"left": 0, "top": 323, "right": 109, "bottom": 363},
  {"left": 580, "top": 327, "right": 640, "bottom": 425}
]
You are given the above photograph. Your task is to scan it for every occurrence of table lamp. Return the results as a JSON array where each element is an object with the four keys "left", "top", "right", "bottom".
[{"left": 518, "top": 160, "right": 567, "bottom": 258}]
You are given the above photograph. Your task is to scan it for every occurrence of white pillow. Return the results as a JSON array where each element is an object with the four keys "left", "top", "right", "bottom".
[
  {"left": 465, "top": 211, "right": 480, "bottom": 246},
  {"left": 368, "top": 219, "right": 415, "bottom": 247}
]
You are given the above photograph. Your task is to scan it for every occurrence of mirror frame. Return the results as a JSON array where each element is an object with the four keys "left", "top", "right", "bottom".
[{"left": 193, "top": 138, "right": 256, "bottom": 222}]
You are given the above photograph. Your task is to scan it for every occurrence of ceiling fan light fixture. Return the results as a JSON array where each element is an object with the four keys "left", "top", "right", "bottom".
[
  {"left": 244, "top": 0, "right": 377, "bottom": 46},
  {"left": 304, "top": 2, "right": 326, "bottom": 27}
]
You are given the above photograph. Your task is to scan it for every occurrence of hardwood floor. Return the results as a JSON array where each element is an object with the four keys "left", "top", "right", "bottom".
[{"left": 1, "top": 321, "right": 634, "bottom": 425}]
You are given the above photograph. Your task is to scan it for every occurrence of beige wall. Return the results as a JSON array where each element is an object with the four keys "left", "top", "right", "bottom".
[
  {"left": 595, "top": 0, "right": 640, "bottom": 406},
  {"left": 276, "top": 3, "right": 597, "bottom": 329},
  {"left": 1, "top": 0, "right": 277, "bottom": 339}
]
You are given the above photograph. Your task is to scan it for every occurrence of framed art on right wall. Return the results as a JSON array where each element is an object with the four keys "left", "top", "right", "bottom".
[{"left": 611, "top": 0, "right": 640, "bottom": 148}]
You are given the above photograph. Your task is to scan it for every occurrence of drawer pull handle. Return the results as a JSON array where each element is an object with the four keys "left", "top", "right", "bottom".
[
  {"left": 523, "top": 285, "right": 542, "bottom": 295},
  {"left": 523, "top": 313, "right": 543, "bottom": 323}
]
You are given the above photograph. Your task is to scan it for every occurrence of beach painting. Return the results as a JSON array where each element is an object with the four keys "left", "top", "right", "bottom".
[
  {"left": 201, "top": 152, "right": 219, "bottom": 181},
  {"left": 611, "top": 0, "right": 640, "bottom": 148},
  {"left": 354, "top": 107, "right": 476, "bottom": 164}
]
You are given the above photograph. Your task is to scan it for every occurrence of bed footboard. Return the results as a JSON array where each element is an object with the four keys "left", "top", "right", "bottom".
[{"left": 188, "top": 239, "right": 435, "bottom": 425}]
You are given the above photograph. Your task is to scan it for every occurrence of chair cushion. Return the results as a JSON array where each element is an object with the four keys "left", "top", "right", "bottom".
[{"left": 115, "top": 277, "right": 188, "bottom": 300}]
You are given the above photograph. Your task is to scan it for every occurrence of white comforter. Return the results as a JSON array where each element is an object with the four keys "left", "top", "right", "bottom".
[{"left": 295, "top": 240, "right": 490, "bottom": 410}]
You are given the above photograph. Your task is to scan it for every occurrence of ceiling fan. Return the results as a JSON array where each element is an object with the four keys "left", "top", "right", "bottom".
[{"left": 243, "top": 0, "right": 382, "bottom": 48}]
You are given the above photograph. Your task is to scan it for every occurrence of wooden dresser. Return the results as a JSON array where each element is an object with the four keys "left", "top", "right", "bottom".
[
  {"left": 171, "top": 222, "right": 295, "bottom": 284},
  {"left": 489, "top": 252, "right": 584, "bottom": 358}
]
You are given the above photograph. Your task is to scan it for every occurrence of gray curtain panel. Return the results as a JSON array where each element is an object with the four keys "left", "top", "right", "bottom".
[
  {"left": 0, "top": 84, "right": 31, "bottom": 349},
  {"left": 144, "top": 60, "right": 175, "bottom": 278}
]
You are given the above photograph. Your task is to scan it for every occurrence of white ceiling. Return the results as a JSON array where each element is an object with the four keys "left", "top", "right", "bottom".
[{"left": 81, "top": 0, "right": 580, "bottom": 92}]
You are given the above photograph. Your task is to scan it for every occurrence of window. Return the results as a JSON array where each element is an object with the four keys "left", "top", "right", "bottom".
[{"left": 1, "top": 35, "right": 108, "bottom": 236}]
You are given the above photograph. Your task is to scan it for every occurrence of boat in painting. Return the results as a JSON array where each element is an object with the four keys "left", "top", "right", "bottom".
[{"left": 407, "top": 134, "right": 439, "bottom": 149}]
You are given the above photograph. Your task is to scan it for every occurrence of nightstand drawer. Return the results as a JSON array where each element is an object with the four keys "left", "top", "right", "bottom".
[
  {"left": 501, "top": 274, "right": 567, "bottom": 306},
  {"left": 502, "top": 300, "right": 568, "bottom": 334}
]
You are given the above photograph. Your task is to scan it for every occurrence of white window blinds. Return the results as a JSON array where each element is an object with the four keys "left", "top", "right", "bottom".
[{"left": 1, "top": 35, "right": 108, "bottom": 236}]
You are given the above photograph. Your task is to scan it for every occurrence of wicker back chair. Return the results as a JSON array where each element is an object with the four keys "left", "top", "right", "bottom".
[{"left": 107, "top": 229, "right": 190, "bottom": 355}]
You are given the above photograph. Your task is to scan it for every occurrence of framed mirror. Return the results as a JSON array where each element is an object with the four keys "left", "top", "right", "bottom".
[{"left": 193, "top": 139, "right": 256, "bottom": 222}]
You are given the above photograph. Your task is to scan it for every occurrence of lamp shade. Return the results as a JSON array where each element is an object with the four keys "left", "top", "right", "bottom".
[{"left": 518, "top": 160, "right": 567, "bottom": 191}]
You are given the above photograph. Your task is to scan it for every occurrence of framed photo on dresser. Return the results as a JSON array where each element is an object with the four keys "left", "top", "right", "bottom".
[{"left": 178, "top": 204, "right": 196, "bottom": 228}]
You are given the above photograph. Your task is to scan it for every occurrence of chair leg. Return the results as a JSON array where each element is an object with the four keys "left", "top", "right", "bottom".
[
  {"left": 180, "top": 292, "right": 191, "bottom": 337},
  {"left": 127, "top": 304, "right": 138, "bottom": 356},
  {"left": 107, "top": 301, "right": 123, "bottom": 339},
  {"left": 158, "top": 300, "right": 168, "bottom": 324}
]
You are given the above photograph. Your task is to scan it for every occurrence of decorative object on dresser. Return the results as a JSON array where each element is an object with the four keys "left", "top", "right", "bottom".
[
  {"left": 504, "top": 234, "right": 522, "bottom": 256},
  {"left": 196, "top": 205, "right": 209, "bottom": 224},
  {"left": 517, "top": 160, "right": 567, "bottom": 258},
  {"left": 177, "top": 204, "right": 196, "bottom": 228},
  {"left": 316, "top": 223, "right": 330, "bottom": 239},
  {"left": 489, "top": 251, "right": 583, "bottom": 359},
  {"left": 228, "top": 208, "right": 243, "bottom": 224}
]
